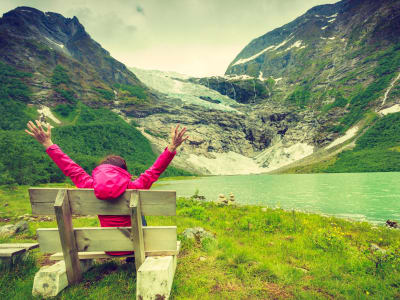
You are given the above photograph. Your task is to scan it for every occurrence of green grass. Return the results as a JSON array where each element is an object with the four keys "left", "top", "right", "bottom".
[
  {"left": 1, "top": 185, "right": 400, "bottom": 299},
  {"left": 326, "top": 112, "right": 400, "bottom": 172}
]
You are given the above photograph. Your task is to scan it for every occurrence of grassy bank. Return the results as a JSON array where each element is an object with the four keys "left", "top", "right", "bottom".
[{"left": 1, "top": 185, "right": 400, "bottom": 299}]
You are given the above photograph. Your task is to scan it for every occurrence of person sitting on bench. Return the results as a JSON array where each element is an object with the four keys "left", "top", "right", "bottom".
[{"left": 25, "top": 120, "right": 188, "bottom": 255}]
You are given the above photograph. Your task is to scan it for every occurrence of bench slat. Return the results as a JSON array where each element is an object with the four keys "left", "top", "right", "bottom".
[
  {"left": 29, "top": 189, "right": 176, "bottom": 216},
  {"left": 37, "top": 226, "right": 177, "bottom": 253},
  {"left": 49, "top": 241, "right": 181, "bottom": 260},
  {"left": 0, "top": 243, "right": 39, "bottom": 250},
  {"left": 0, "top": 248, "right": 26, "bottom": 257}
]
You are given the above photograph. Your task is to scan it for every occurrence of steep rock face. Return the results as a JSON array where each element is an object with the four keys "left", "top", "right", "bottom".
[
  {"left": 116, "top": 90, "right": 319, "bottom": 174},
  {"left": 189, "top": 76, "right": 270, "bottom": 104}
]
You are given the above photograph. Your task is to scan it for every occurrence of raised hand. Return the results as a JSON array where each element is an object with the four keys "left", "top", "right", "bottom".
[
  {"left": 25, "top": 120, "right": 54, "bottom": 149},
  {"left": 168, "top": 124, "right": 188, "bottom": 152}
]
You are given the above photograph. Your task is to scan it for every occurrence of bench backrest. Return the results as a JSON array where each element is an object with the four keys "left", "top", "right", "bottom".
[{"left": 28, "top": 188, "right": 177, "bottom": 284}]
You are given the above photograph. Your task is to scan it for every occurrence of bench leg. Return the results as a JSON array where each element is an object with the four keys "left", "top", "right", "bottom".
[
  {"left": 136, "top": 254, "right": 178, "bottom": 300},
  {"left": 32, "top": 259, "right": 93, "bottom": 298}
]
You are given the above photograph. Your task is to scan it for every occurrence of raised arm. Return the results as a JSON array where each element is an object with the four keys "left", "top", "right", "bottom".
[
  {"left": 130, "top": 124, "right": 188, "bottom": 189},
  {"left": 25, "top": 120, "right": 93, "bottom": 188}
]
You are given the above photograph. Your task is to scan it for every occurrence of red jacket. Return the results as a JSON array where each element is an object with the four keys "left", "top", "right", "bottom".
[{"left": 46, "top": 144, "right": 176, "bottom": 255}]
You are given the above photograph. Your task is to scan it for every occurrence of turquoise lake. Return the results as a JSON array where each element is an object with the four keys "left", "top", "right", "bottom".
[{"left": 154, "top": 172, "right": 400, "bottom": 224}]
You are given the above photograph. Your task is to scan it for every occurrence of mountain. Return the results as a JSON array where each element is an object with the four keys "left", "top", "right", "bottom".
[
  {"left": 225, "top": 0, "right": 400, "bottom": 135},
  {"left": 0, "top": 6, "right": 153, "bottom": 108},
  {"left": 1, "top": 2, "right": 400, "bottom": 182},
  {"left": 212, "top": 0, "right": 400, "bottom": 173}
]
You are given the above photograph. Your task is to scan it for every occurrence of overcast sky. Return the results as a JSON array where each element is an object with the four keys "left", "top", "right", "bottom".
[{"left": 1, "top": 0, "right": 337, "bottom": 76}]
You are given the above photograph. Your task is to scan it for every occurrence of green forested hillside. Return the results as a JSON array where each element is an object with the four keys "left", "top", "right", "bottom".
[
  {"left": 325, "top": 112, "right": 400, "bottom": 172},
  {"left": 0, "top": 63, "right": 191, "bottom": 185}
]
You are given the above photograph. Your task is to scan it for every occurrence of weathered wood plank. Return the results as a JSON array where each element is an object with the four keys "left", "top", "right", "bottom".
[
  {"left": 54, "top": 190, "right": 82, "bottom": 284},
  {"left": 30, "top": 188, "right": 176, "bottom": 216},
  {"left": 0, "top": 248, "right": 26, "bottom": 257},
  {"left": 130, "top": 191, "right": 145, "bottom": 270},
  {"left": 37, "top": 226, "right": 177, "bottom": 253},
  {"left": 0, "top": 243, "right": 39, "bottom": 250},
  {"left": 50, "top": 242, "right": 181, "bottom": 260}
]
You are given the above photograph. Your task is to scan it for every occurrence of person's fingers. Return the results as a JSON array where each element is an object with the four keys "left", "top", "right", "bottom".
[
  {"left": 24, "top": 129, "right": 35, "bottom": 137},
  {"left": 29, "top": 120, "right": 39, "bottom": 133},
  {"left": 27, "top": 122, "right": 38, "bottom": 134},
  {"left": 35, "top": 120, "right": 43, "bottom": 133},
  {"left": 175, "top": 124, "right": 180, "bottom": 137},
  {"left": 170, "top": 126, "right": 175, "bottom": 138},
  {"left": 177, "top": 127, "right": 187, "bottom": 139},
  {"left": 47, "top": 124, "right": 52, "bottom": 136}
]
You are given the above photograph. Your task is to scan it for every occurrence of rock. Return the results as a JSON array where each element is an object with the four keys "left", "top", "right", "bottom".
[
  {"left": 0, "top": 221, "right": 28, "bottom": 237},
  {"left": 15, "top": 221, "right": 28, "bottom": 232},
  {"left": 229, "top": 192, "right": 235, "bottom": 204},
  {"left": 370, "top": 243, "right": 387, "bottom": 254},
  {"left": 182, "top": 227, "right": 215, "bottom": 242},
  {"left": 261, "top": 207, "right": 267, "bottom": 212},
  {"left": 294, "top": 266, "right": 309, "bottom": 273},
  {"left": 386, "top": 220, "right": 399, "bottom": 229},
  {"left": 217, "top": 194, "right": 228, "bottom": 205},
  {"left": 199, "top": 256, "right": 206, "bottom": 262}
]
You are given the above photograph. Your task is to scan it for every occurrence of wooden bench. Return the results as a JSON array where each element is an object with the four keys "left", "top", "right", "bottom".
[
  {"left": 29, "top": 188, "right": 179, "bottom": 299},
  {"left": 0, "top": 243, "right": 39, "bottom": 268}
]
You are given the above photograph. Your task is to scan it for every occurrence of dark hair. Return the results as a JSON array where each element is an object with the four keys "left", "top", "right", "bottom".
[{"left": 99, "top": 155, "right": 127, "bottom": 170}]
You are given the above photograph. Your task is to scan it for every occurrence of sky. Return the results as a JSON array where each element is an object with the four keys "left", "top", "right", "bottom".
[{"left": 0, "top": 0, "right": 337, "bottom": 77}]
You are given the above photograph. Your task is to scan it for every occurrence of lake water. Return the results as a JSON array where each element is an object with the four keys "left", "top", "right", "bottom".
[{"left": 153, "top": 173, "right": 400, "bottom": 224}]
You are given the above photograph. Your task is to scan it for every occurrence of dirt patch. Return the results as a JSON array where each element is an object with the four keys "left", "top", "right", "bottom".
[
  {"left": 263, "top": 283, "right": 292, "bottom": 299},
  {"left": 303, "top": 286, "right": 335, "bottom": 299},
  {"left": 212, "top": 281, "right": 243, "bottom": 293},
  {"left": 37, "top": 254, "right": 53, "bottom": 267}
]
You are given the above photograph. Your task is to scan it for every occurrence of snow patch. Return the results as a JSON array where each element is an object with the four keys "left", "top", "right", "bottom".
[
  {"left": 381, "top": 72, "right": 400, "bottom": 106},
  {"left": 37, "top": 106, "right": 61, "bottom": 124},
  {"left": 258, "top": 71, "right": 265, "bottom": 81},
  {"left": 274, "top": 77, "right": 283, "bottom": 83},
  {"left": 255, "top": 142, "right": 314, "bottom": 171},
  {"left": 326, "top": 126, "right": 359, "bottom": 149},
  {"left": 187, "top": 152, "right": 267, "bottom": 175},
  {"left": 232, "top": 36, "right": 294, "bottom": 66},
  {"left": 321, "top": 37, "right": 327, "bottom": 40},
  {"left": 232, "top": 45, "right": 275, "bottom": 66},
  {"left": 130, "top": 67, "right": 238, "bottom": 112},
  {"left": 321, "top": 26, "right": 328, "bottom": 30},
  {"left": 328, "top": 18, "right": 336, "bottom": 23},
  {"left": 45, "top": 37, "right": 64, "bottom": 49},
  {"left": 224, "top": 74, "right": 254, "bottom": 81},
  {"left": 379, "top": 104, "right": 400, "bottom": 115},
  {"left": 328, "top": 36, "right": 336, "bottom": 40},
  {"left": 326, "top": 13, "right": 338, "bottom": 18},
  {"left": 284, "top": 40, "right": 303, "bottom": 51}
]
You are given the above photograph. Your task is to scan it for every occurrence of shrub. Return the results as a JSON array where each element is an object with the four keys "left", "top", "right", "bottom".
[{"left": 51, "top": 65, "right": 70, "bottom": 86}]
